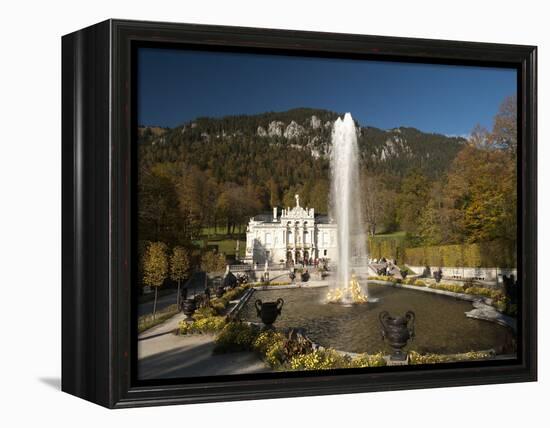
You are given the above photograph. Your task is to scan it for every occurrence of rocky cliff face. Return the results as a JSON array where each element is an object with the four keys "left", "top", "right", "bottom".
[
  {"left": 267, "top": 121, "right": 285, "bottom": 137},
  {"left": 311, "top": 115, "right": 322, "bottom": 129},
  {"left": 283, "top": 120, "right": 306, "bottom": 139},
  {"left": 139, "top": 108, "right": 466, "bottom": 178},
  {"left": 258, "top": 116, "right": 319, "bottom": 139}
]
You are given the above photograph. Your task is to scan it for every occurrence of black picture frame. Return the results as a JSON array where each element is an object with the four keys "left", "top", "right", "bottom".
[{"left": 62, "top": 19, "right": 537, "bottom": 408}]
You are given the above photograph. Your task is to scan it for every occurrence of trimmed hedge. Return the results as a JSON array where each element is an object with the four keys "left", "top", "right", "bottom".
[
  {"left": 403, "top": 240, "right": 516, "bottom": 268},
  {"left": 368, "top": 236, "right": 407, "bottom": 264},
  {"left": 368, "top": 234, "right": 515, "bottom": 268}
]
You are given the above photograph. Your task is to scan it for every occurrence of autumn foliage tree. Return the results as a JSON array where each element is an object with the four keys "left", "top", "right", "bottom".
[
  {"left": 143, "top": 241, "right": 168, "bottom": 318},
  {"left": 170, "top": 246, "right": 191, "bottom": 306},
  {"left": 201, "top": 250, "right": 227, "bottom": 273},
  {"left": 361, "top": 174, "right": 386, "bottom": 236},
  {"left": 440, "top": 94, "right": 517, "bottom": 246},
  {"left": 444, "top": 145, "right": 516, "bottom": 244},
  {"left": 396, "top": 169, "right": 431, "bottom": 235},
  {"left": 414, "top": 95, "right": 517, "bottom": 250},
  {"left": 490, "top": 95, "right": 517, "bottom": 153}
]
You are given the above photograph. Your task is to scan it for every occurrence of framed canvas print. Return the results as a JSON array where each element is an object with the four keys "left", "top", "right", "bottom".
[{"left": 62, "top": 19, "right": 537, "bottom": 408}]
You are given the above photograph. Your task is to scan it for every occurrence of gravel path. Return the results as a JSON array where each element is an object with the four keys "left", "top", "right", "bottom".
[{"left": 137, "top": 311, "right": 271, "bottom": 380}]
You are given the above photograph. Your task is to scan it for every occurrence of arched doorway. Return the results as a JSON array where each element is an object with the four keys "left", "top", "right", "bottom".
[{"left": 286, "top": 251, "right": 293, "bottom": 267}]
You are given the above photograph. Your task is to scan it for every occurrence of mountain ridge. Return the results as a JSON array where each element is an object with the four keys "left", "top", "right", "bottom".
[{"left": 138, "top": 107, "right": 466, "bottom": 181}]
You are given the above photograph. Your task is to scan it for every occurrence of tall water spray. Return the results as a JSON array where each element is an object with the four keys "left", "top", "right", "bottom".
[{"left": 328, "top": 113, "right": 369, "bottom": 304}]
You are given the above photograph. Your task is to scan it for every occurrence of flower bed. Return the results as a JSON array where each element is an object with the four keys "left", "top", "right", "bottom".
[
  {"left": 213, "top": 324, "right": 387, "bottom": 370},
  {"left": 179, "top": 315, "right": 226, "bottom": 335},
  {"left": 249, "top": 281, "right": 292, "bottom": 287},
  {"left": 288, "top": 349, "right": 386, "bottom": 370},
  {"left": 409, "top": 350, "right": 494, "bottom": 365},
  {"left": 178, "top": 285, "right": 249, "bottom": 335}
]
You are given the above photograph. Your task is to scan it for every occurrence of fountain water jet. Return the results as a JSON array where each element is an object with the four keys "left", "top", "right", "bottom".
[{"left": 326, "top": 113, "right": 369, "bottom": 304}]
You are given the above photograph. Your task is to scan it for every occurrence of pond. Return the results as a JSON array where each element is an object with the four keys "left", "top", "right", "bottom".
[{"left": 239, "top": 284, "right": 516, "bottom": 355}]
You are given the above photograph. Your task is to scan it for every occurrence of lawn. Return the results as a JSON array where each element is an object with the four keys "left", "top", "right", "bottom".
[
  {"left": 371, "top": 231, "right": 407, "bottom": 240},
  {"left": 193, "top": 227, "right": 247, "bottom": 257},
  {"left": 201, "top": 225, "right": 247, "bottom": 237}
]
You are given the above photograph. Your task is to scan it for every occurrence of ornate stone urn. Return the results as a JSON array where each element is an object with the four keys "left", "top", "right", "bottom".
[
  {"left": 255, "top": 298, "right": 284, "bottom": 327},
  {"left": 379, "top": 310, "right": 415, "bottom": 361},
  {"left": 215, "top": 286, "right": 225, "bottom": 298},
  {"left": 181, "top": 298, "right": 197, "bottom": 321}
]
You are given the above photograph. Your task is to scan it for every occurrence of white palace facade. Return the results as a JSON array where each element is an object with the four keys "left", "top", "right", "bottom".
[{"left": 244, "top": 194, "right": 337, "bottom": 266}]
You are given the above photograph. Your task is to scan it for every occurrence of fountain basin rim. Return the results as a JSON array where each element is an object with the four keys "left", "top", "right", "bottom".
[{"left": 252, "top": 282, "right": 330, "bottom": 291}]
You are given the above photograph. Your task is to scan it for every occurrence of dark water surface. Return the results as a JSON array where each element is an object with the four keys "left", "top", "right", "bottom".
[{"left": 240, "top": 284, "right": 515, "bottom": 354}]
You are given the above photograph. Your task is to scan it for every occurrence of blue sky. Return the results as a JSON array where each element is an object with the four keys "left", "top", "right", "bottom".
[{"left": 137, "top": 48, "right": 517, "bottom": 136}]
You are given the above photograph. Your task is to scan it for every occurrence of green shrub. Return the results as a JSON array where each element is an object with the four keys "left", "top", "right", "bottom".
[
  {"left": 250, "top": 281, "right": 292, "bottom": 287},
  {"left": 465, "top": 287, "right": 502, "bottom": 299},
  {"left": 413, "top": 280, "right": 426, "bottom": 287},
  {"left": 367, "top": 275, "right": 394, "bottom": 282},
  {"left": 506, "top": 303, "right": 518, "bottom": 317},
  {"left": 430, "top": 283, "right": 465, "bottom": 293},
  {"left": 399, "top": 265, "right": 414, "bottom": 275},
  {"left": 493, "top": 299, "right": 507, "bottom": 313},
  {"left": 204, "top": 285, "right": 247, "bottom": 315},
  {"left": 463, "top": 278, "right": 475, "bottom": 290},
  {"left": 214, "top": 322, "right": 258, "bottom": 353},
  {"left": 210, "top": 298, "right": 229, "bottom": 313},
  {"left": 492, "top": 295, "right": 517, "bottom": 316},
  {"left": 223, "top": 286, "right": 246, "bottom": 301}
]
